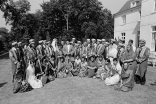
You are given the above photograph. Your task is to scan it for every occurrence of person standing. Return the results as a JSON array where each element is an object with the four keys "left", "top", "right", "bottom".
[
  {"left": 135, "top": 39, "right": 150, "bottom": 85},
  {"left": 9, "top": 42, "right": 20, "bottom": 83},
  {"left": 128, "top": 39, "right": 136, "bottom": 52},
  {"left": 27, "top": 39, "right": 37, "bottom": 65}
]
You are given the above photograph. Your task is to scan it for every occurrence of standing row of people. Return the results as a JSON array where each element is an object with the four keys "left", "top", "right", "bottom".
[{"left": 9, "top": 38, "right": 150, "bottom": 93}]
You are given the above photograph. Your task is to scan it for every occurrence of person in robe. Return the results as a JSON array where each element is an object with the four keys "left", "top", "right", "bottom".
[
  {"left": 117, "top": 43, "right": 125, "bottom": 66},
  {"left": 79, "top": 56, "right": 88, "bottom": 77},
  {"left": 114, "top": 63, "right": 134, "bottom": 92},
  {"left": 121, "top": 45, "right": 137, "bottom": 75},
  {"left": 87, "top": 55, "right": 98, "bottom": 78},
  {"left": 95, "top": 55, "right": 105, "bottom": 78},
  {"left": 72, "top": 55, "right": 81, "bottom": 76},
  {"left": 57, "top": 56, "right": 67, "bottom": 78},
  {"left": 44, "top": 55, "right": 56, "bottom": 81},
  {"left": 81, "top": 42, "right": 88, "bottom": 59},
  {"left": 100, "top": 58, "right": 111, "bottom": 80},
  {"left": 13, "top": 67, "right": 32, "bottom": 93},
  {"left": 128, "top": 39, "right": 136, "bottom": 52},
  {"left": 96, "top": 40, "right": 105, "bottom": 57},
  {"left": 9, "top": 42, "right": 21, "bottom": 83},
  {"left": 64, "top": 55, "right": 73, "bottom": 77},
  {"left": 135, "top": 39, "right": 150, "bottom": 85},
  {"left": 26, "top": 61, "right": 43, "bottom": 89},
  {"left": 27, "top": 39, "right": 37, "bottom": 65},
  {"left": 105, "top": 58, "right": 120, "bottom": 86}
]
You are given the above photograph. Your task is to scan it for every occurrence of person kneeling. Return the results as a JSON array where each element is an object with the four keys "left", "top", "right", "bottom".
[{"left": 114, "top": 63, "right": 134, "bottom": 92}]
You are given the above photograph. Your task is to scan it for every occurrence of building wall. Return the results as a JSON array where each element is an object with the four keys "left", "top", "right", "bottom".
[
  {"left": 140, "top": 0, "right": 156, "bottom": 51},
  {"left": 114, "top": 8, "right": 141, "bottom": 46}
]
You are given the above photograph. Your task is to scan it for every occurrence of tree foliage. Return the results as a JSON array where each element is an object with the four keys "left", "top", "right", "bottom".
[{"left": 0, "top": 0, "right": 114, "bottom": 51}]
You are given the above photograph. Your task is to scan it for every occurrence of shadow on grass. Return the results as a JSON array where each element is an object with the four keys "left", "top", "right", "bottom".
[{"left": 0, "top": 82, "right": 7, "bottom": 88}]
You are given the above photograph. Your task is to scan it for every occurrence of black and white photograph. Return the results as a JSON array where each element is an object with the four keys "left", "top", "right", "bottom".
[{"left": 0, "top": 0, "right": 156, "bottom": 104}]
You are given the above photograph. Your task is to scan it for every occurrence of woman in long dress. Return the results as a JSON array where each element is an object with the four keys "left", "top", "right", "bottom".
[
  {"left": 87, "top": 55, "right": 97, "bottom": 78},
  {"left": 95, "top": 55, "right": 105, "bottom": 78},
  {"left": 26, "top": 61, "right": 43, "bottom": 89},
  {"left": 72, "top": 55, "right": 81, "bottom": 76},
  {"left": 79, "top": 56, "right": 88, "bottom": 77},
  {"left": 57, "top": 56, "right": 67, "bottom": 78},
  {"left": 105, "top": 58, "right": 120, "bottom": 86}
]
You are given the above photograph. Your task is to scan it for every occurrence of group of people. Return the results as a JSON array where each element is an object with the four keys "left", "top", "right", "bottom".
[{"left": 9, "top": 37, "right": 150, "bottom": 93}]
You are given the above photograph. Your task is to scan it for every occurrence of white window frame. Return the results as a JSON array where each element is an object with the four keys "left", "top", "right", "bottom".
[
  {"left": 121, "top": 15, "right": 126, "bottom": 25},
  {"left": 151, "top": 26, "right": 156, "bottom": 52}
]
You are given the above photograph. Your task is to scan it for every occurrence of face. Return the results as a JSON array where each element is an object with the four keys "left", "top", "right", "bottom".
[
  {"left": 139, "top": 43, "right": 145, "bottom": 47},
  {"left": 127, "top": 46, "right": 131, "bottom": 51},
  {"left": 91, "top": 57, "right": 94, "bottom": 61},
  {"left": 123, "top": 63, "right": 128, "bottom": 70},
  {"left": 31, "top": 43, "right": 35, "bottom": 48},
  {"left": 81, "top": 58, "right": 85, "bottom": 62},
  {"left": 66, "top": 41, "right": 69, "bottom": 45},
  {"left": 61, "top": 58, "right": 64, "bottom": 62},
  {"left": 99, "top": 57, "right": 103, "bottom": 61},
  {"left": 128, "top": 41, "right": 132, "bottom": 45},
  {"left": 61, "top": 41, "right": 64, "bottom": 45},
  {"left": 113, "top": 60, "right": 117, "bottom": 65},
  {"left": 76, "top": 56, "right": 79, "bottom": 59},
  {"left": 51, "top": 57, "right": 55, "bottom": 61}
]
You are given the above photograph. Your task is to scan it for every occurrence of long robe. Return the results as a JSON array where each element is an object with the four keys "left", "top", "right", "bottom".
[{"left": 136, "top": 47, "right": 150, "bottom": 78}]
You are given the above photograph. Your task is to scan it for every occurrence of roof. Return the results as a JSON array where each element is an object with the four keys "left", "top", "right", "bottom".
[{"left": 115, "top": 0, "right": 142, "bottom": 16}]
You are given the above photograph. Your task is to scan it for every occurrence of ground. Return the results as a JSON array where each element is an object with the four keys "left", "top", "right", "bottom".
[{"left": 0, "top": 55, "right": 156, "bottom": 104}]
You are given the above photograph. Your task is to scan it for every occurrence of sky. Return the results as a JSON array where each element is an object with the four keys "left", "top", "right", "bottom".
[{"left": 0, "top": 0, "right": 128, "bottom": 30}]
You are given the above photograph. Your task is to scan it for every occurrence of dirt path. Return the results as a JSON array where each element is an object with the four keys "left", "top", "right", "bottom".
[{"left": 0, "top": 58, "right": 156, "bottom": 104}]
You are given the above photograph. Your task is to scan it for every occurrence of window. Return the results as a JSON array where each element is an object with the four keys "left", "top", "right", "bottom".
[
  {"left": 121, "top": 33, "right": 126, "bottom": 43},
  {"left": 122, "top": 15, "right": 126, "bottom": 25},
  {"left": 151, "top": 26, "right": 156, "bottom": 51}
]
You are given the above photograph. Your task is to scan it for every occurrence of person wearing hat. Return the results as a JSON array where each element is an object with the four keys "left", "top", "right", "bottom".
[
  {"left": 135, "top": 39, "right": 150, "bottom": 85},
  {"left": 36, "top": 40, "right": 44, "bottom": 60},
  {"left": 9, "top": 41, "right": 20, "bottom": 84},
  {"left": 87, "top": 54, "right": 98, "bottom": 78},
  {"left": 27, "top": 39, "right": 37, "bottom": 64},
  {"left": 81, "top": 42, "right": 88, "bottom": 59},
  {"left": 96, "top": 39, "right": 105, "bottom": 57}
]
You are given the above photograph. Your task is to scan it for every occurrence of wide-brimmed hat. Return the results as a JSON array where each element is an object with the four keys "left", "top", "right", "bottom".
[{"left": 118, "top": 42, "right": 125, "bottom": 47}]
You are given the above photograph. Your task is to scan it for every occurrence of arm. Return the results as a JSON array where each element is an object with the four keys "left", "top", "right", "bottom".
[{"left": 139, "top": 48, "right": 150, "bottom": 63}]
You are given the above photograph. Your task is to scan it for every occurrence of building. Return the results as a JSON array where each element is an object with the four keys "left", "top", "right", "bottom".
[{"left": 114, "top": 0, "right": 156, "bottom": 52}]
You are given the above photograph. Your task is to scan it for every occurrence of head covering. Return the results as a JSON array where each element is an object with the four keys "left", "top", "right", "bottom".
[
  {"left": 118, "top": 42, "right": 125, "bottom": 47},
  {"left": 92, "top": 39, "right": 96, "bottom": 42},
  {"left": 105, "top": 42, "right": 109, "bottom": 45},
  {"left": 102, "top": 39, "right": 105, "bottom": 42},
  {"left": 29, "top": 39, "right": 35, "bottom": 44},
  {"left": 39, "top": 40, "right": 43, "bottom": 44},
  {"left": 87, "top": 39, "right": 90, "bottom": 42},
  {"left": 72, "top": 38, "right": 76, "bottom": 40},
  {"left": 12, "top": 41, "right": 17, "bottom": 46},
  {"left": 18, "top": 42, "right": 22, "bottom": 45},
  {"left": 77, "top": 41, "right": 81, "bottom": 44},
  {"left": 139, "top": 39, "right": 146, "bottom": 44},
  {"left": 46, "top": 41, "right": 50, "bottom": 44}
]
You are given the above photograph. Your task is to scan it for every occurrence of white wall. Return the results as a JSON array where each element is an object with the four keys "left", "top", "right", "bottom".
[
  {"left": 114, "top": 8, "right": 141, "bottom": 46},
  {"left": 140, "top": 0, "right": 156, "bottom": 50}
]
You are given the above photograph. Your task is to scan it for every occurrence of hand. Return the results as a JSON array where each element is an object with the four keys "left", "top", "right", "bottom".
[{"left": 17, "top": 62, "right": 21, "bottom": 68}]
